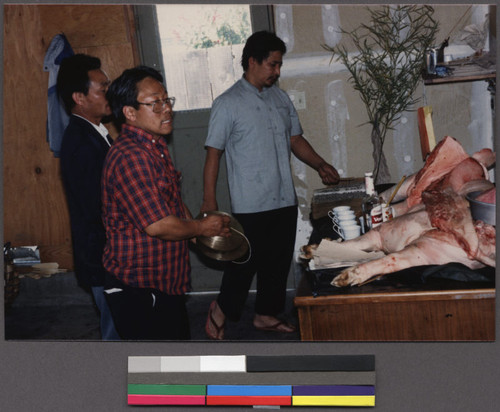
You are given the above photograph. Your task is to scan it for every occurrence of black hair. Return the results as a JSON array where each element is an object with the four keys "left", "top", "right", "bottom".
[
  {"left": 241, "top": 31, "right": 286, "bottom": 71},
  {"left": 106, "top": 66, "right": 164, "bottom": 126},
  {"left": 56, "top": 54, "right": 102, "bottom": 114}
]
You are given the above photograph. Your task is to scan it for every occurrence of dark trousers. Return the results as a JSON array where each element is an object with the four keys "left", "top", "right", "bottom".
[
  {"left": 104, "top": 274, "right": 190, "bottom": 340},
  {"left": 217, "top": 206, "right": 298, "bottom": 321}
]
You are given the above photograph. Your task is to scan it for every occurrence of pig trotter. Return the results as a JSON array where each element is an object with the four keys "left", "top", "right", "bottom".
[{"left": 331, "top": 267, "right": 365, "bottom": 287}]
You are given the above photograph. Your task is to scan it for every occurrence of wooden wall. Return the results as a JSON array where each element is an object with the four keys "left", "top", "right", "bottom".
[{"left": 3, "top": 5, "right": 139, "bottom": 269}]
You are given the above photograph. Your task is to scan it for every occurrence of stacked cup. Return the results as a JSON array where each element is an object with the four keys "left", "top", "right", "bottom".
[{"left": 327, "top": 206, "right": 361, "bottom": 240}]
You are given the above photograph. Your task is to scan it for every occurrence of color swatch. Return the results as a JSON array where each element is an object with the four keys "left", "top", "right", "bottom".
[{"left": 128, "top": 355, "right": 376, "bottom": 407}]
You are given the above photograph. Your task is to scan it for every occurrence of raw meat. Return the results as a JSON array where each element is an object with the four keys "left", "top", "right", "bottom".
[
  {"left": 476, "top": 187, "right": 496, "bottom": 204},
  {"left": 331, "top": 230, "right": 488, "bottom": 287},
  {"left": 331, "top": 188, "right": 495, "bottom": 287},
  {"left": 333, "top": 205, "right": 431, "bottom": 255},
  {"left": 380, "top": 136, "right": 495, "bottom": 216},
  {"left": 406, "top": 136, "right": 469, "bottom": 208},
  {"left": 472, "top": 148, "right": 496, "bottom": 168},
  {"left": 427, "top": 157, "right": 487, "bottom": 194},
  {"left": 316, "top": 138, "right": 496, "bottom": 287},
  {"left": 422, "top": 188, "right": 479, "bottom": 259}
]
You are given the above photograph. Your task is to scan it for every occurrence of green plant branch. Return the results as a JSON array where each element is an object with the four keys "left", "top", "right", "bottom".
[{"left": 323, "top": 5, "right": 438, "bottom": 183}]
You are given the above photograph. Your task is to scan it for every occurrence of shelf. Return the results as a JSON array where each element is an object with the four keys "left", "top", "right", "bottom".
[{"left": 423, "top": 55, "right": 496, "bottom": 85}]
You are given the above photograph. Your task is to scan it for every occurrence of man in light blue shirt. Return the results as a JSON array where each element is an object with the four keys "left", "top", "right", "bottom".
[{"left": 202, "top": 31, "right": 340, "bottom": 340}]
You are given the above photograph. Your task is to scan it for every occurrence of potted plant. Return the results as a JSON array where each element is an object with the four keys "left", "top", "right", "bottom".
[{"left": 323, "top": 5, "right": 438, "bottom": 183}]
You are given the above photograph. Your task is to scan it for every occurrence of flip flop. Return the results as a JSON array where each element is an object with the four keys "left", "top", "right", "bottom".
[
  {"left": 254, "top": 320, "right": 296, "bottom": 333},
  {"left": 205, "top": 301, "right": 225, "bottom": 340}
]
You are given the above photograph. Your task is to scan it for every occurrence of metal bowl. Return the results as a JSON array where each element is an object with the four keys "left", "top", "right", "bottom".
[
  {"left": 196, "top": 235, "right": 250, "bottom": 262},
  {"left": 466, "top": 190, "right": 496, "bottom": 226},
  {"left": 195, "top": 211, "right": 250, "bottom": 261}
]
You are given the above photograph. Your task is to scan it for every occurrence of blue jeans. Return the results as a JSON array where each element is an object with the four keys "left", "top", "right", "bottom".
[{"left": 91, "top": 286, "right": 120, "bottom": 340}]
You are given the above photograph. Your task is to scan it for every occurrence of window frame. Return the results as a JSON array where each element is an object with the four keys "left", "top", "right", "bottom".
[{"left": 133, "top": 4, "right": 274, "bottom": 113}]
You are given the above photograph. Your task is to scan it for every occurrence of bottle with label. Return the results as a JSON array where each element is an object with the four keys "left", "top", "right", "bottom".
[{"left": 362, "top": 172, "right": 383, "bottom": 232}]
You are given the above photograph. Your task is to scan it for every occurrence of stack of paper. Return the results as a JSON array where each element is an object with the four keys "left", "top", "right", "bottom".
[{"left": 309, "top": 239, "right": 385, "bottom": 270}]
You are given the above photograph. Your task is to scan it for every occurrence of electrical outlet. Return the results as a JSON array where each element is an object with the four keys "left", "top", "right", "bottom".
[{"left": 289, "top": 90, "right": 306, "bottom": 110}]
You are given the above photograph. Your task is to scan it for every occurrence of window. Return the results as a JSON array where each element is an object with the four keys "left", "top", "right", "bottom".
[{"left": 155, "top": 4, "right": 252, "bottom": 111}]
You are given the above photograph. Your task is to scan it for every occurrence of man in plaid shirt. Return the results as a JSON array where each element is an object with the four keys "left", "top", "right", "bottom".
[{"left": 102, "top": 66, "right": 230, "bottom": 340}]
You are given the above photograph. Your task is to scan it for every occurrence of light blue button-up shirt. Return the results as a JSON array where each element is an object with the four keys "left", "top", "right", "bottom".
[{"left": 206, "top": 77, "right": 303, "bottom": 213}]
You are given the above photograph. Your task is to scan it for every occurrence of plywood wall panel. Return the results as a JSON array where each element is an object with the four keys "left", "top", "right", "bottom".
[
  {"left": 3, "top": 5, "right": 69, "bottom": 249},
  {"left": 39, "top": 5, "right": 130, "bottom": 49},
  {"left": 3, "top": 5, "right": 138, "bottom": 269}
]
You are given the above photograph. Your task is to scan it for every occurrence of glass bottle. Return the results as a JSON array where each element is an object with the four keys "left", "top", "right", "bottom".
[{"left": 362, "top": 172, "right": 383, "bottom": 232}]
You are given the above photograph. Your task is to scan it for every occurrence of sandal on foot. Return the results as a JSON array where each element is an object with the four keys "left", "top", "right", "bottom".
[
  {"left": 205, "top": 301, "right": 225, "bottom": 340},
  {"left": 254, "top": 320, "right": 296, "bottom": 333}
]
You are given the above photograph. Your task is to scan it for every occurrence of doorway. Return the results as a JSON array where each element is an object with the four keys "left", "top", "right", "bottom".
[{"left": 134, "top": 5, "right": 274, "bottom": 291}]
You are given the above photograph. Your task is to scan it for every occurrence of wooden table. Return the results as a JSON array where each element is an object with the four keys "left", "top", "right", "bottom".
[{"left": 294, "top": 267, "right": 495, "bottom": 341}]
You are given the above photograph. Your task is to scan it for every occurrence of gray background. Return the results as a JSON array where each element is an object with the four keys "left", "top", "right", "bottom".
[{"left": 1, "top": 0, "right": 499, "bottom": 411}]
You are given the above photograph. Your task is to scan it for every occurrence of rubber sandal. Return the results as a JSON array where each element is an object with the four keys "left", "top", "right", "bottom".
[{"left": 205, "top": 301, "right": 225, "bottom": 340}]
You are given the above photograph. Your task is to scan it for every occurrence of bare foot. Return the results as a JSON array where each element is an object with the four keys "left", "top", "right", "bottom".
[{"left": 253, "top": 314, "right": 296, "bottom": 333}]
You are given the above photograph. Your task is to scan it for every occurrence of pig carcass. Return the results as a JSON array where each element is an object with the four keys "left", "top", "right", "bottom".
[
  {"left": 381, "top": 136, "right": 495, "bottom": 216},
  {"left": 329, "top": 137, "right": 495, "bottom": 288},
  {"left": 331, "top": 187, "right": 496, "bottom": 287}
]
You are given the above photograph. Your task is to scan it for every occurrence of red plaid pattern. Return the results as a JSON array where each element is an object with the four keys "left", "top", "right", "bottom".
[{"left": 102, "top": 124, "right": 190, "bottom": 294}]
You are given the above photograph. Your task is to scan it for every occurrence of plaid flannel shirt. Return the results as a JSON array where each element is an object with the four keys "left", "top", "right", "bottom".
[{"left": 101, "top": 124, "right": 190, "bottom": 294}]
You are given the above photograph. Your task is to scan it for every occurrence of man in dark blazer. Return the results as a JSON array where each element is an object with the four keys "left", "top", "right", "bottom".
[{"left": 57, "top": 54, "right": 119, "bottom": 340}]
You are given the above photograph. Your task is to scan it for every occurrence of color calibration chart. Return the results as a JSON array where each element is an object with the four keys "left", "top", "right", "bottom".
[{"left": 128, "top": 355, "right": 375, "bottom": 407}]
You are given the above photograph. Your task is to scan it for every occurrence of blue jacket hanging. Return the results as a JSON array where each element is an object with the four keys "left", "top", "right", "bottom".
[{"left": 43, "top": 33, "right": 74, "bottom": 158}]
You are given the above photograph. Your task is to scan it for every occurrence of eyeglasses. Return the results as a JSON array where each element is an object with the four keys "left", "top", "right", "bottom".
[{"left": 136, "top": 97, "right": 176, "bottom": 113}]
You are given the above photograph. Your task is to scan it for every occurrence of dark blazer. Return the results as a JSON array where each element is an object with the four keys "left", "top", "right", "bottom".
[{"left": 60, "top": 115, "right": 112, "bottom": 288}]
